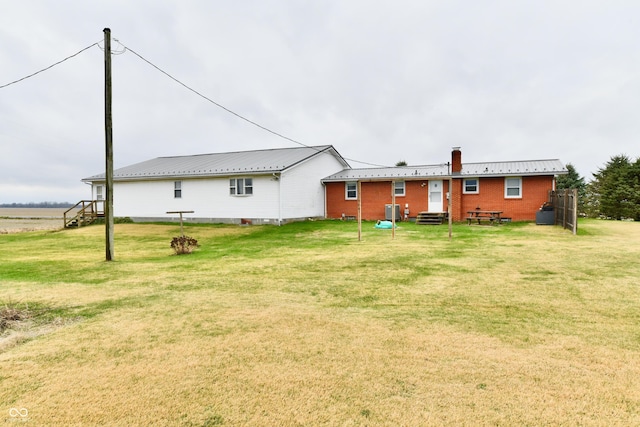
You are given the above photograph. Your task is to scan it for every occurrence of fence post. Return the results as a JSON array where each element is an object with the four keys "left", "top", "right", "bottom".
[{"left": 572, "top": 189, "right": 578, "bottom": 235}]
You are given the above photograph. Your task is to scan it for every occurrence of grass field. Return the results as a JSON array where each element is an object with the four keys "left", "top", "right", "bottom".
[{"left": 1, "top": 219, "right": 639, "bottom": 425}]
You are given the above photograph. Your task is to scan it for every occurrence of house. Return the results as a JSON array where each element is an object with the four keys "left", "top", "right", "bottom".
[
  {"left": 82, "top": 145, "right": 349, "bottom": 224},
  {"left": 322, "top": 147, "right": 567, "bottom": 222},
  {"left": 81, "top": 145, "right": 566, "bottom": 225}
]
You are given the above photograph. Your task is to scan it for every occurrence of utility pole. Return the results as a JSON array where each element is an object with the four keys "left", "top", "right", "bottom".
[
  {"left": 391, "top": 180, "right": 396, "bottom": 240},
  {"left": 448, "top": 176, "right": 453, "bottom": 241},
  {"left": 104, "top": 28, "right": 114, "bottom": 261},
  {"left": 357, "top": 180, "right": 362, "bottom": 241},
  {"left": 448, "top": 162, "right": 453, "bottom": 241}
]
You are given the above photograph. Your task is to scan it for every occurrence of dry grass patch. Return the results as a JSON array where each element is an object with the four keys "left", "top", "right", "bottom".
[{"left": 1, "top": 219, "right": 639, "bottom": 425}]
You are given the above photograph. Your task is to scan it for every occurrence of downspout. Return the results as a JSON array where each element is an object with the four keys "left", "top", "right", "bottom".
[
  {"left": 275, "top": 173, "right": 282, "bottom": 225},
  {"left": 322, "top": 181, "right": 327, "bottom": 219}
]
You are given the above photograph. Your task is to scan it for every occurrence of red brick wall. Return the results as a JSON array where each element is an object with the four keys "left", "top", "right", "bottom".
[
  {"left": 450, "top": 178, "right": 463, "bottom": 221},
  {"left": 399, "top": 181, "right": 429, "bottom": 218},
  {"left": 360, "top": 181, "right": 392, "bottom": 219},
  {"left": 325, "top": 181, "right": 429, "bottom": 220},
  {"left": 458, "top": 176, "right": 553, "bottom": 221},
  {"left": 326, "top": 176, "right": 554, "bottom": 221},
  {"left": 325, "top": 182, "right": 355, "bottom": 218}
]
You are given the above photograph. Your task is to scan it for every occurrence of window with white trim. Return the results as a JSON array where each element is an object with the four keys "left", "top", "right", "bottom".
[
  {"left": 505, "top": 177, "right": 522, "bottom": 198},
  {"left": 345, "top": 182, "right": 357, "bottom": 200},
  {"left": 394, "top": 181, "right": 405, "bottom": 196},
  {"left": 95, "top": 185, "right": 104, "bottom": 201},
  {"left": 463, "top": 178, "right": 479, "bottom": 194},
  {"left": 230, "top": 178, "right": 253, "bottom": 196},
  {"left": 174, "top": 181, "right": 182, "bottom": 198}
]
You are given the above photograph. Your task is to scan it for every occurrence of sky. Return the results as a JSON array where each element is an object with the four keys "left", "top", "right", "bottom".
[{"left": 1, "top": 1, "right": 639, "bottom": 203}]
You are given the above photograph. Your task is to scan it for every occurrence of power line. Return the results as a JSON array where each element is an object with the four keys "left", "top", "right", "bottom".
[
  {"left": 1, "top": 36, "right": 391, "bottom": 168},
  {"left": 0, "top": 41, "right": 100, "bottom": 90},
  {"left": 117, "top": 40, "right": 389, "bottom": 168}
]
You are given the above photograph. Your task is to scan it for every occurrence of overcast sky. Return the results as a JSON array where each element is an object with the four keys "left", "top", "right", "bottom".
[{"left": 1, "top": 1, "right": 639, "bottom": 203}]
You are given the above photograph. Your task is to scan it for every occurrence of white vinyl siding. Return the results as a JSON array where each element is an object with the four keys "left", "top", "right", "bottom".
[
  {"left": 279, "top": 150, "right": 348, "bottom": 220},
  {"left": 111, "top": 177, "right": 276, "bottom": 219},
  {"left": 95, "top": 147, "right": 347, "bottom": 222}
]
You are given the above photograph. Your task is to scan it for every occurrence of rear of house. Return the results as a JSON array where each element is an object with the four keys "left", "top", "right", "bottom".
[
  {"left": 80, "top": 145, "right": 565, "bottom": 225},
  {"left": 322, "top": 148, "right": 567, "bottom": 222}
]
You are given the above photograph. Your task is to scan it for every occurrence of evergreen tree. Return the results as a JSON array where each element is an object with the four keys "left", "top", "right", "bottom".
[
  {"left": 556, "top": 163, "right": 586, "bottom": 214},
  {"left": 556, "top": 163, "right": 585, "bottom": 190},
  {"left": 631, "top": 157, "right": 640, "bottom": 221},
  {"left": 587, "top": 155, "right": 640, "bottom": 220}
]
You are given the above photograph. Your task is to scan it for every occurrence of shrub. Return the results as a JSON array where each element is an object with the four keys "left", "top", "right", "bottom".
[
  {"left": 1, "top": 304, "right": 31, "bottom": 332},
  {"left": 170, "top": 236, "right": 199, "bottom": 255}
]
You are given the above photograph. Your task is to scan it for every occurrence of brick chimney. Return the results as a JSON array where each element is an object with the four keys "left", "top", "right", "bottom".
[{"left": 451, "top": 147, "right": 462, "bottom": 174}]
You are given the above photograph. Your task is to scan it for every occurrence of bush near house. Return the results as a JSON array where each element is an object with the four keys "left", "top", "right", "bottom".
[{"left": 170, "top": 235, "right": 199, "bottom": 254}]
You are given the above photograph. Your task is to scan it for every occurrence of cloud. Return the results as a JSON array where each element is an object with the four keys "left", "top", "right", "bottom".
[{"left": 1, "top": 0, "right": 640, "bottom": 202}]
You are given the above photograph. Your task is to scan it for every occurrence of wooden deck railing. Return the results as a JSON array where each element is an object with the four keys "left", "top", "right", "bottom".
[{"left": 64, "top": 200, "right": 105, "bottom": 228}]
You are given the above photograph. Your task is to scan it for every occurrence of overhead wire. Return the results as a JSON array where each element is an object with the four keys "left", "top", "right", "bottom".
[
  {"left": 117, "top": 40, "right": 390, "bottom": 168},
  {"left": 0, "top": 41, "right": 101, "bottom": 90},
  {"left": 1, "top": 36, "right": 392, "bottom": 168}
]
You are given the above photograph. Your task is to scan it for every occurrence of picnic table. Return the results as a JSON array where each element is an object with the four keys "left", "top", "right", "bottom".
[{"left": 466, "top": 210, "right": 502, "bottom": 225}]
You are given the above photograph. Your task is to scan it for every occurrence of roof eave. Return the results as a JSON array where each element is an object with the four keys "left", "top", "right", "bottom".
[
  {"left": 458, "top": 171, "right": 568, "bottom": 178},
  {"left": 322, "top": 170, "right": 567, "bottom": 183},
  {"left": 82, "top": 169, "right": 284, "bottom": 183}
]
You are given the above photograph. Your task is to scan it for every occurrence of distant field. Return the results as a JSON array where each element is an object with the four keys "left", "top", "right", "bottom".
[
  {"left": 0, "top": 208, "right": 67, "bottom": 233},
  {"left": 1, "top": 219, "right": 639, "bottom": 425},
  {"left": 0, "top": 208, "right": 68, "bottom": 218}
]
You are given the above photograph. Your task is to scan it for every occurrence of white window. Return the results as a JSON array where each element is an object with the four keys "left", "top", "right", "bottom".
[
  {"left": 174, "top": 181, "right": 182, "bottom": 198},
  {"left": 345, "top": 182, "right": 357, "bottom": 200},
  {"left": 230, "top": 178, "right": 253, "bottom": 196},
  {"left": 505, "top": 177, "right": 522, "bottom": 198},
  {"left": 394, "top": 181, "right": 405, "bottom": 196},
  {"left": 95, "top": 185, "right": 104, "bottom": 201},
  {"left": 463, "top": 178, "right": 479, "bottom": 194}
]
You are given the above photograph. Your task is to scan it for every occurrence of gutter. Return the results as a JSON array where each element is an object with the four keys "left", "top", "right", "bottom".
[{"left": 275, "top": 172, "right": 282, "bottom": 226}]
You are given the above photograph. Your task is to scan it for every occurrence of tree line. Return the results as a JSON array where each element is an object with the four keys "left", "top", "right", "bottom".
[
  {"left": 558, "top": 155, "right": 640, "bottom": 221},
  {"left": 0, "top": 202, "right": 73, "bottom": 208}
]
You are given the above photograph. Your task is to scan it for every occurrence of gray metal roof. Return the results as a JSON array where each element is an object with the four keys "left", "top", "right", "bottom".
[
  {"left": 83, "top": 145, "right": 347, "bottom": 182},
  {"left": 460, "top": 160, "right": 567, "bottom": 177},
  {"left": 322, "top": 164, "right": 450, "bottom": 181},
  {"left": 322, "top": 159, "right": 567, "bottom": 182}
]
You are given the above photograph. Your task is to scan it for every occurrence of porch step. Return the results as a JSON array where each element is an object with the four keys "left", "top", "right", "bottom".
[
  {"left": 64, "top": 200, "right": 105, "bottom": 229},
  {"left": 416, "top": 211, "right": 447, "bottom": 225}
]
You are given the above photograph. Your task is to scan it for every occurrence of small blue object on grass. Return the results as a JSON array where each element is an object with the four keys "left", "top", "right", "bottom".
[{"left": 374, "top": 220, "right": 396, "bottom": 229}]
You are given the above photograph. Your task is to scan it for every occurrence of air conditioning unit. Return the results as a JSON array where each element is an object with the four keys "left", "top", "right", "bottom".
[{"left": 385, "top": 204, "right": 401, "bottom": 221}]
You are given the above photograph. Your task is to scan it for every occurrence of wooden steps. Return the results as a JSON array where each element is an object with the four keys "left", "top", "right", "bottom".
[
  {"left": 415, "top": 211, "right": 447, "bottom": 225},
  {"left": 64, "top": 200, "right": 105, "bottom": 228}
]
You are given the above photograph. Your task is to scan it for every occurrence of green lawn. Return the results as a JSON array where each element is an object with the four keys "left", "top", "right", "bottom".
[{"left": 1, "top": 219, "right": 639, "bottom": 425}]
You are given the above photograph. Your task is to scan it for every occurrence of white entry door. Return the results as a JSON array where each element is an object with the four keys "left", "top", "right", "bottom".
[{"left": 428, "top": 180, "right": 443, "bottom": 213}]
